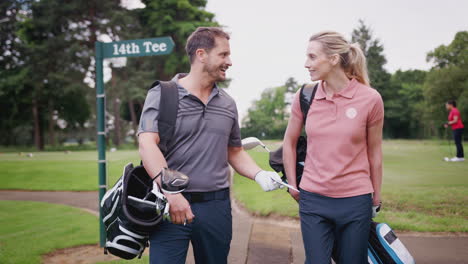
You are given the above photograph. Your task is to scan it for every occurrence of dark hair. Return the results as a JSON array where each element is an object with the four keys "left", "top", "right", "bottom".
[
  {"left": 185, "top": 27, "right": 230, "bottom": 64},
  {"left": 447, "top": 100, "right": 457, "bottom": 107}
]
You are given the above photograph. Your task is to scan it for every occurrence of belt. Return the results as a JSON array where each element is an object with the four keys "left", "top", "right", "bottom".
[{"left": 183, "top": 188, "right": 230, "bottom": 203}]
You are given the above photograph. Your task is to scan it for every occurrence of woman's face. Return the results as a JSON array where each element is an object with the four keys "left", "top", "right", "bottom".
[{"left": 304, "top": 41, "right": 335, "bottom": 81}]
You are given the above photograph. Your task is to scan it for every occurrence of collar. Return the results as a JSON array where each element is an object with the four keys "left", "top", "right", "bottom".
[
  {"left": 171, "top": 73, "right": 220, "bottom": 99},
  {"left": 314, "top": 79, "right": 358, "bottom": 100}
]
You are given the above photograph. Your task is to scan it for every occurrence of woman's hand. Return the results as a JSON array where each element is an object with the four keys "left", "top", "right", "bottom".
[{"left": 289, "top": 188, "right": 300, "bottom": 202}]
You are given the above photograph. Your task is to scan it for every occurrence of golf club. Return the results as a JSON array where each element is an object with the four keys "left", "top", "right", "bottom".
[
  {"left": 241, "top": 137, "right": 271, "bottom": 152},
  {"left": 241, "top": 137, "right": 299, "bottom": 192}
]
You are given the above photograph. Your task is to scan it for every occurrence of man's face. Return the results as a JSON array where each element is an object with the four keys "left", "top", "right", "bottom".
[
  {"left": 446, "top": 103, "right": 452, "bottom": 111},
  {"left": 304, "top": 41, "right": 335, "bottom": 81},
  {"left": 203, "top": 37, "right": 232, "bottom": 82}
]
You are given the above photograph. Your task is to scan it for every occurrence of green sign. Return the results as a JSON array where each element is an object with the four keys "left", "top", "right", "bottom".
[
  {"left": 95, "top": 36, "right": 174, "bottom": 247},
  {"left": 101, "top": 37, "right": 174, "bottom": 58}
]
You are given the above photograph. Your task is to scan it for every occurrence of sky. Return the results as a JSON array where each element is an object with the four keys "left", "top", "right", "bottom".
[
  {"left": 202, "top": 0, "right": 467, "bottom": 121},
  {"left": 122, "top": 0, "right": 467, "bottom": 122}
]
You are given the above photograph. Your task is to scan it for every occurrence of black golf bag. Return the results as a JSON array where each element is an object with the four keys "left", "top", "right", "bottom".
[
  {"left": 368, "top": 221, "right": 415, "bottom": 264},
  {"left": 101, "top": 163, "right": 166, "bottom": 259}
]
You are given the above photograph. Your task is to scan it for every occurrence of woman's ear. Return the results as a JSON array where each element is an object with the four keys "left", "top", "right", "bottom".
[{"left": 330, "top": 54, "right": 340, "bottom": 66}]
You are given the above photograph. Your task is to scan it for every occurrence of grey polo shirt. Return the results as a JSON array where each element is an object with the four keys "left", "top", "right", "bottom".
[{"left": 138, "top": 73, "right": 242, "bottom": 192}]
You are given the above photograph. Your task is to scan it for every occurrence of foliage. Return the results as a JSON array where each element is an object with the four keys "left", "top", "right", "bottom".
[
  {"left": 423, "top": 31, "right": 468, "bottom": 138},
  {"left": 241, "top": 78, "right": 300, "bottom": 139},
  {"left": 351, "top": 20, "right": 395, "bottom": 137}
]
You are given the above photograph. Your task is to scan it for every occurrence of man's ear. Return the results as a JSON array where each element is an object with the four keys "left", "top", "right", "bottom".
[{"left": 195, "top": 48, "right": 207, "bottom": 63}]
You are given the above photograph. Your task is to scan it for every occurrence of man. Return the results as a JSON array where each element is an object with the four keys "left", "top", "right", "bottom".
[
  {"left": 444, "top": 100, "right": 464, "bottom": 161},
  {"left": 137, "top": 27, "right": 283, "bottom": 264}
]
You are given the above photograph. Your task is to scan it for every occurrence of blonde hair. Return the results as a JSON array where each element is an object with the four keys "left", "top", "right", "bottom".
[{"left": 309, "top": 31, "right": 370, "bottom": 86}]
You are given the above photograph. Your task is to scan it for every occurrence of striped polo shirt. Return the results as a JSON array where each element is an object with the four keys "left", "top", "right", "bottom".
[{"left": 138, "top": 73, "right": 242, "bottom": 192}]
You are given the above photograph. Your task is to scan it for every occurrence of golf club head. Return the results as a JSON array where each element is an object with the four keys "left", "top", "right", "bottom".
[
  {"left": 161, "top": 168, "right": 190, "bottom": 194},
  {"left": 242, "top": 137, "right": 263, "bottom": 150}
]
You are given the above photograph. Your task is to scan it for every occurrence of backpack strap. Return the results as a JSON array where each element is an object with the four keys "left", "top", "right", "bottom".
[
  {"left": 150, "top": 80, "right": 179, "bottom": 155},
  {"left": 299, "top": 83, "right": 318, "bottom": 125}
]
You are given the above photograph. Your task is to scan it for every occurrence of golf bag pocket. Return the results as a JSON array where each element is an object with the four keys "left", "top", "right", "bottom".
[
  {"left": 105, "top": 218, "right": 148, "bottom": 259},
  {"left": 368, "top": 221, "right": 415, "bottom": 264}
]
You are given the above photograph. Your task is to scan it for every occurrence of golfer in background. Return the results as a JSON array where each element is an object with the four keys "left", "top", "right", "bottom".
[
  {"left": 283, "top": 31, "right": 384, "bottom": 263},
  {"left": 444, "top": 100, "right": 464, "bottom": 161}
]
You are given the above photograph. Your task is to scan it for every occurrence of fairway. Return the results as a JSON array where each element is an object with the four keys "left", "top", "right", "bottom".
[
  {"left": 233, "top": 140, "right": 468, "bottom": 232},
  {"left": 0, "top": 150, "right": 140, "bottom": 190},
  {"left": 0, "top": 140, "right": 467, "bottom": 232}
]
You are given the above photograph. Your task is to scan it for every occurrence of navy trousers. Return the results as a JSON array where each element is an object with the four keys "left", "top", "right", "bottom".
[
  {"left": 149, "top": 192, "right": 232, "bottom": 264},
  {"left": 299, "top": 189, "right": 372, "bottom": 264},
  {"left": 453, "top": 128, "right": 464, "bottom": 158}
]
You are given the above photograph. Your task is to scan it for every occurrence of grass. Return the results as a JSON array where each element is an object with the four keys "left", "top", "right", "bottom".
[
  {"left": 0, "top": 150, "right": 140, "bottom": 190},
  {"left": 0, "top": 201, "right": 98, "bottom": 264},
  {"left": 233, "top": 140, "right": 468, "bottom": 232},
  {"left": 0, "top": 140, "right": 467, "bottom": 232}
]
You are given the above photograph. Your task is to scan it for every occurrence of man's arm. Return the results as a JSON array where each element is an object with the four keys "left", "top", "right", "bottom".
[
  {"left": 228, "top": 146, "right": 282, "bottom": 191},
  {"left": 367, "top": 119, "right": 384, "bottom": 206},
  {"left": 138, "top": 132, "right": 194, "bottom": 225},
  {"left": 228, "top": 146, "right": 262, "bottom": 180}
]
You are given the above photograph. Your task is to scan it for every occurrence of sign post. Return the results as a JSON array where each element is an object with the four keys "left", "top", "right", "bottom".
[{"left": 95, "top": 37, "right": 174, "bottom": 247}]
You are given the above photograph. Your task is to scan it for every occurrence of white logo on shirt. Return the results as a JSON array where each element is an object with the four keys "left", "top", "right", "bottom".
[{"left": 346, "top": 108, "right": 357, "bottom": 119}]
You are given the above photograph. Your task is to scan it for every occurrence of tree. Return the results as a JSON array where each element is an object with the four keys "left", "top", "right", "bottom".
[
  {"left": 423, "top": 32, "right": 468, "bottom": 138},
  {"left": 351, "top": 20, "right": 393, "bottom": 137},
  {"left": 242, "top": 78, "right": 301, "bottom": 139},
  {"left": 138, "top": 0, "right": 220, "bottom": 80},
  {"left": 388, "top": 70, "right": 426, "bottom": 138}
]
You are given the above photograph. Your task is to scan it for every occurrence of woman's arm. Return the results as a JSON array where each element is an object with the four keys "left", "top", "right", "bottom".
[
  {"left": 282, "top": 114, "right": 303, "bottom": 201},
  {"left": 367, "top": 119, "right": 384, "bottom": 206}
]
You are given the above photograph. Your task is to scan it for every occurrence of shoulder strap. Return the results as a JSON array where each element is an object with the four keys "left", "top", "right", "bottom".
[
  {"left": 152, "top": 80, "right": 179, "bottom": 155},
  {"left": 299, "top": 83, "right": 318, "bottom": 125}
]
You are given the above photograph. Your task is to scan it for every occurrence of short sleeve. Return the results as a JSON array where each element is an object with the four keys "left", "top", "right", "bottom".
[
  {"left": 291, "top": 90, "right": 303, "bottom": 121},
  {"left": 367, "top": 92, "right": 384, "bottom": 127},
  {"left": 229, "top": 104, "right": 242, "bottom": 147},
  {"left": 137, "top": 86, "right": 162, "bottom": 136}
]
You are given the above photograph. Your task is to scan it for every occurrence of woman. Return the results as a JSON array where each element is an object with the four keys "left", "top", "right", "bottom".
[
  {"left": 283, "top": 31, "right": 384, "bottom": 263},
  {"left": 444, "top": 100, "right": 464, "bottom": 161}
]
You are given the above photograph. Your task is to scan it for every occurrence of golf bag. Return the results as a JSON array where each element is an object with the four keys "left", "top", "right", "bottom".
[
  {"left": 368, "top": 221, "right": 415, "bottom": 264},
  {"left": 101, "top": 163, "right": 166, "bottom": 259},
  {"left": 269, "top": 83, "right": 318, "bottom": 186},
  {"left": 100, "top": 80, "right": 180, "bottom": 259}
]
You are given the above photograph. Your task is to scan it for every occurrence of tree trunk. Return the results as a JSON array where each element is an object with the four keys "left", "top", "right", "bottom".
[
  {"left": 32, "top": 98, "right": 43, "bottom": 150},
  {"left": 128, "top": 99, "right": 138, "bottom": 146},
  {"left": 48, "top": 100, "right": 56, "bottom": 146},
  {"left": 113, "top": 97, "right": 122, "bottom": 146}
]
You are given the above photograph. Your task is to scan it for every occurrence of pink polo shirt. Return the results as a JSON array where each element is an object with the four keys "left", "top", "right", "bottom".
[{"left": 291, "top": 79, "right": 384, "bottom": 198}]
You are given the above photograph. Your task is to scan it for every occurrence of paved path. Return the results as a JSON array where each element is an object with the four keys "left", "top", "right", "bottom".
[{"left": 1, "top": 190, "right": 468, "bottom": 263}]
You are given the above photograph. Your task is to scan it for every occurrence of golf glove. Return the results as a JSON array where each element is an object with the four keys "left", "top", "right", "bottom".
[
  {"left": 255, "top": 170, "right": 284, "bottom": 192},
  {"left": 372, "top": 204, "right": 381, "bottom": 218}
]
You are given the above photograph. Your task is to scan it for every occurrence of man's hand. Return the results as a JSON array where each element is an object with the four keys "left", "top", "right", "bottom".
[
  {"left": 165, "top": 193, "right": 194, "bottom": 225},
  {"left": 255, "top": 170, "right": 284, "bottom": 191}
]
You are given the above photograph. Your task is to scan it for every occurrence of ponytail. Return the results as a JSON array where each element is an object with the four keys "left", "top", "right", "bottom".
[{"left": 346, "top": 43, "right": 370, "bottom": 86}]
